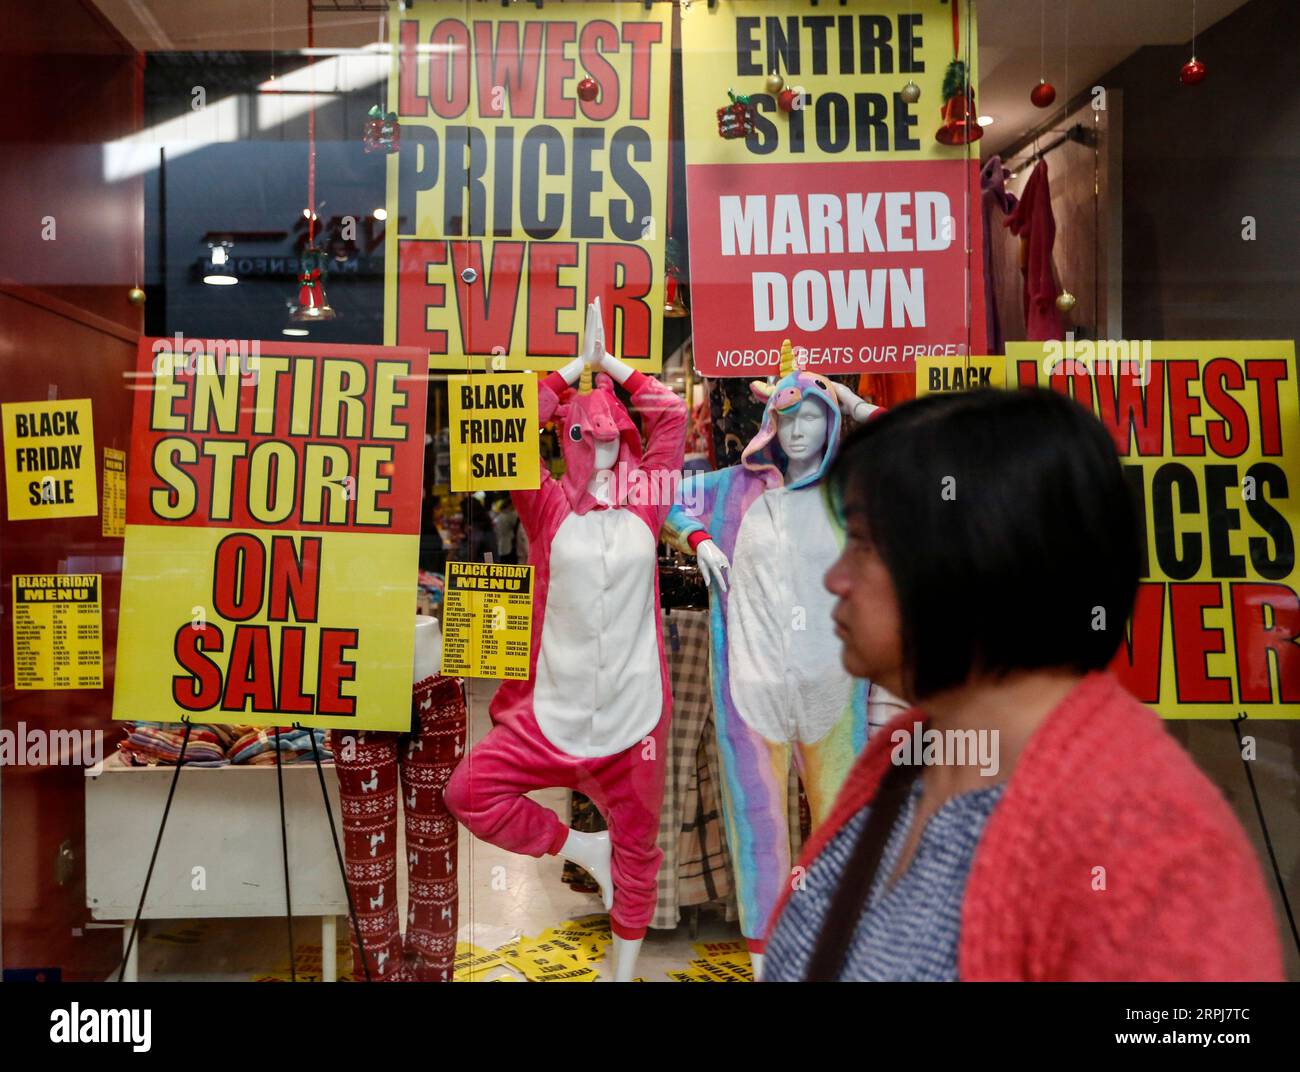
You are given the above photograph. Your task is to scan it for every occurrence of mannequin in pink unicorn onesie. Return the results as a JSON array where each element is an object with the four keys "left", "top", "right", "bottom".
[{"left": 445, "top": 301, "right": 686, "bottom": 982}]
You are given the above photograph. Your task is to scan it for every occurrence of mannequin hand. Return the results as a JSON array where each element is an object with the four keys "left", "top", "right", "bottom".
[
  {"left": 830, "top": 381, "right": 878, "bottom": 425},
  {"left": 696, "top": 539, "right": 730, "bottom": 593},
  {"left": 582, "top": 299, "right": 606, "bottom": 369}
]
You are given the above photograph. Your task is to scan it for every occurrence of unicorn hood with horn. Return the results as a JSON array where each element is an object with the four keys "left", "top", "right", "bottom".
[
  {"left": 663, "top": 341, "right": 903, "bottom": 957},
  {"left": 738, "top": 339, "right": 844, "bottom": 490}
]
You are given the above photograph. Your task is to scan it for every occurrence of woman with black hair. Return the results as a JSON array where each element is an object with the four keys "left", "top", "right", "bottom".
[{"left": 763, "top": 388, "right": 1282, "bottom": 982}]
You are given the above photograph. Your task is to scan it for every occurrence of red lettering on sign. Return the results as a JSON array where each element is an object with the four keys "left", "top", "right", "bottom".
[
  {"left": 1231, "top": 583, "right": 1300, "bottom": 704},
  {"left": 1109, "top": 582, "right": 1164, "bottom": 703},
  {"left": 1169, "top": 583, "right": 1232, "bottom": 703}
]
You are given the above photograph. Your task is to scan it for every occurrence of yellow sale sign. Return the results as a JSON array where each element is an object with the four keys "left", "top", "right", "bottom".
[
  {"left": 447, "top": 374, "right": 541, "bottom": 492},
  {"left": 915, "top": 355, "right": 1004, "bottom": 394},
  {"left": 1008, "top": 341, "right": 1300, "bottom": 718},
  {"left": 3, "top": 398, "right": 97, "bottom": 520},
  {"left": 113, "top": 339, "right": 429, "bottom": 732},
  {"left": 384, "top": 0, "right": 673, "bottom": 371}
]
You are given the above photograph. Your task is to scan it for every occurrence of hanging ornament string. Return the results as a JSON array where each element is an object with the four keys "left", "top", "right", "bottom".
[
  {"left": 1039, "top": 0, "right": 1045, "bottom": 83},
  {"left": 307, "top": 0, "right": 316, "bottom": 251},
  {"left": 1056, "top": 1, "right": 1076, "bottom": 317},
  {"left": 961, "top": 0, "right": 972, "bottom": 369}
]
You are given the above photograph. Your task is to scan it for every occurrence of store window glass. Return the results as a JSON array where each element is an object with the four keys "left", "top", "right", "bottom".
[{"left": 0, "top": 0, "right": 1295, "bottom": 995}]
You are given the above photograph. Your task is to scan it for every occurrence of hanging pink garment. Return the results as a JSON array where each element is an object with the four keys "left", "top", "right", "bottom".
[{"left": 1005, "top": 159, "right": 1064, "bottom": 342}]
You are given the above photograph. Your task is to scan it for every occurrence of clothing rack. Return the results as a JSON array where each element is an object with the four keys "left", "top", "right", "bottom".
[{"left": 1004, "top": 123, "right": 1095, "bottom": 180}]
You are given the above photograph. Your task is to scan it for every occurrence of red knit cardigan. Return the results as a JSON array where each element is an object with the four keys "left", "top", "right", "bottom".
[{"left": 766, "top": 672, "right": 1284, "bottom": 981}]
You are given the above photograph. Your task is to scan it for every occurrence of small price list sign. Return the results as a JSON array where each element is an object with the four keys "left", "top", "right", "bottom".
[
  {"left": 440, "top": 562, "right": 534, "bottom": 680},
  {"left": 12, "top": 574, "right": 103, "bottom": 689}
]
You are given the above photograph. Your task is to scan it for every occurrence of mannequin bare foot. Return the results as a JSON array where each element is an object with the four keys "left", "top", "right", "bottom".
[{"left": 561, "top": 829, "right": 614, "bottom": 911}]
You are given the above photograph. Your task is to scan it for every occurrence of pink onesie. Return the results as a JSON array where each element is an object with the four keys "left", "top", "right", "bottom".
[{"left": 444, "top": 368, "right": 686, "bottom": 940}]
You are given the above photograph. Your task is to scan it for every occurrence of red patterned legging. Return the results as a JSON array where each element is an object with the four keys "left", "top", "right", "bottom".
[{"left": 330, "top": 674, "right": 466, "bottom": 982}]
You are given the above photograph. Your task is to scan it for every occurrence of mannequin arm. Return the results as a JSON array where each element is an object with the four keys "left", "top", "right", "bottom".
[{"left": 830, "top": 381, "right": 880, "bottom": 425}]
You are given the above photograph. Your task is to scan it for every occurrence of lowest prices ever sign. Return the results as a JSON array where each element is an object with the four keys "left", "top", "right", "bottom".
[
  {"left": 681, "top": 0, "right": 986, "bottom": 377},
  {"left": 385, "top": 0, "right": 672, "bottom": 371},
  {"left": 113, "top": 340, "right": 428, "bottom": 732},
  {"left": 1009, "top": 341, "right": 1299, "bottom": 718}
]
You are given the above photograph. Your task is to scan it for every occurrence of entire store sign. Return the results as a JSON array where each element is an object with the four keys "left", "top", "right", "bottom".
[
  {"left": 113, "top": 339, "right": 428, "bottom": 732},
  {"left": 1008, "top": 340, "right": 1300, "bottom": 718},
  {"left": 681, "top": 0, "right": 986, "bottom": 377},
  {"left": 385, "top": 0, "right": 673, "bottom": 372}
]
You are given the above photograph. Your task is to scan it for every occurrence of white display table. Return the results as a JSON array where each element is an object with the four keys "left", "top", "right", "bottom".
[{"left": 85, "top": 752, "right": 348, "bottom": 981}]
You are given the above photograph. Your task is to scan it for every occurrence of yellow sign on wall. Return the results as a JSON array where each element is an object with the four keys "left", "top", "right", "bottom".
[
  {"left": 384, "top": 0, "right": 673, "bottom": 371},
  {"left": 114, "top": 338, "right": 429, "bottom": 732},
  {"left": 1007, "top": 340, "right": 1300, "bottom": 718},
  {"left": 12, "top": 574, "right": 103, "bottom": 690},
  {"left": 447, "top": 374, "right": 541, "bottom": 492},
  {"left": 681, "top": 0, "right": 980, "bottom": 167},
  {"left": 916, "top": 355, "right": 1005, "bottom": 395},
  {"left": 440, "top": 562, "right": 535, "bottom": 680},
  {"left": 102, "top": 447, "right": 126, "bottom": 537},
  {"left": 2, "top": 399, "right": 97, "bottom": 520}
]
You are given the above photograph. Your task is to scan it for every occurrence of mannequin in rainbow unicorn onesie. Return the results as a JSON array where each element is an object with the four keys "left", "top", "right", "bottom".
[
  {"left": 663, "top": 340, "right": 905, "bottom": 979},
  {"left": 445, "top": 300, "right": 686, "bottom": 983}
]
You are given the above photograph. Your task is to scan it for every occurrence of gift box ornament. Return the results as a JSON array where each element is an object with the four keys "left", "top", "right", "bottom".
[
  {"left": 363, "top": 106, "right": 400, "bottom": 154},
  {"left": 716, "top": 91, "right": 754, "bottom": 140}
]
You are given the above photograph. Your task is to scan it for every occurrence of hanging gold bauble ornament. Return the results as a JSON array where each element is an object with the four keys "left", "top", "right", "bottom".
[
  {"left": 1055, "top": 290, "right": 1077, "bottom": 314},
  {"left": 900, "top": 80, "right": 921, "bottom": 104},
  {"left": 765, "top": 71, "right": 784, "bottom": 95},
  {"left": 127, "top": 287, "right": 146, "bottom": 306}
]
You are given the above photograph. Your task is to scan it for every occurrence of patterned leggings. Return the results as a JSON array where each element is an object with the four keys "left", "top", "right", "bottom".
[{"left": 329, "top": 675, "right": 466, "bottom": 982}]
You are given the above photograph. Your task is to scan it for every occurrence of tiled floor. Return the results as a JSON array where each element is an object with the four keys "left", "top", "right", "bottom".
[{"left": 126, "top": 677, "right": 748, "bottom": 982}]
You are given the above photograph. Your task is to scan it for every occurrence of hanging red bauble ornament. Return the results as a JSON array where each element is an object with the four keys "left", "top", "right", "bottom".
[
  {"left": 1180, "top": 57, "right": 1207, "bottom": 85},
  {"left": 1030, "top": 79, "right": 1056, "bottom": 108},
  {"left": 577, "top": 77, "right": 599, "bottom": 102},
  {"left": 778, "top": 88, "right": 798, "bottom": 112}
]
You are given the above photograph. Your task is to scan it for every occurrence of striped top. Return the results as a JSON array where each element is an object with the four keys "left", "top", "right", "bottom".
[{"left": 764, "top": 777, "right": 1006, "bottom": 981}]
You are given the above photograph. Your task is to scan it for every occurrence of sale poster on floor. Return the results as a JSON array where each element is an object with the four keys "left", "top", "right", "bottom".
[
  {"left": 12, "top": 574, "right": 103, "bottom": 690},
  {"left": 440, "top": 562, "right": 534, "bottom": 680},
  {"left": 2, "top": 398, "right": 97, "bottom": 520},
  {"left": 447, "top": 373, "right": 541, "bottom": 492},
  {"left": 113, "top": 339, "right": 429, "bottom": 731},
  {"left": 384, "top": 0, "right": 673, "bottom": 372},
  {"left": 1007, "top": 340, "right": 1300, "bottom": 718},
  {"left": 681, "top": 0, "right": 986, "bottom": 376}
]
